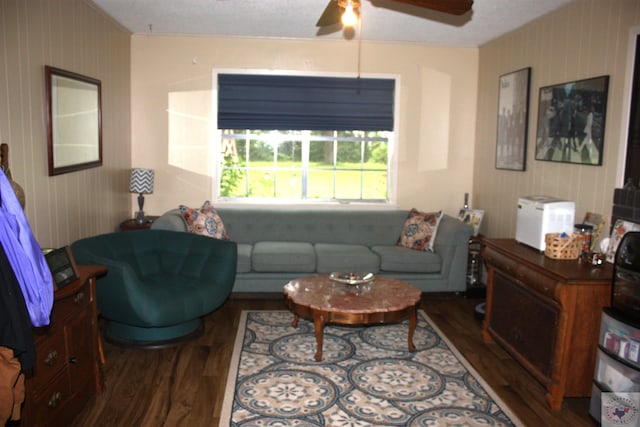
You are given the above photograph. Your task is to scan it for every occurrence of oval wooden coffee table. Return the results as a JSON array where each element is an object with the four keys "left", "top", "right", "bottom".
[{"left": 283, "top": 274, "right": 422, "bottom": 361}]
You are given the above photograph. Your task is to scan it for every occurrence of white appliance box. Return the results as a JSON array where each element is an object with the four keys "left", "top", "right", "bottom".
[{"left": 515, "top": 196, "right": 575, "bottom": 251}]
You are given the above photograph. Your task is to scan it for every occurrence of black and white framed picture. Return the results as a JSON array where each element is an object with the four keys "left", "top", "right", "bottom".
[
  {"left": 496, "top": 67, "right": 531, "bottom": 171},
  {"left": 534, "top": 75, "right": 609, "bottom": 165}
]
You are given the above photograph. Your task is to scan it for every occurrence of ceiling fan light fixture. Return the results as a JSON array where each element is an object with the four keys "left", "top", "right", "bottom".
[{"left": 341, "top": 0, "right": 358, "bottom": 27}]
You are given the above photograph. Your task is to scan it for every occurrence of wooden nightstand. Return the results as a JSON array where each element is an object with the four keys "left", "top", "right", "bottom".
[
  {"left": 118, "top": 216, "right": 158, "bottom": 232},
  {"left": 22, "top": 265, "right": 107, "bottom": 427}
]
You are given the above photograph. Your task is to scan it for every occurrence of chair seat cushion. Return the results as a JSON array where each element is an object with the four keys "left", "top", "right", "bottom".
[
  {"left": 251, "top": 241, "right": 316, "bottom": 272},
  {"left": 314, "top": 243, "right": 380, "bottom": 273},
  {"left": 371, "top": 245, "right": 441, "bottom": 273}
]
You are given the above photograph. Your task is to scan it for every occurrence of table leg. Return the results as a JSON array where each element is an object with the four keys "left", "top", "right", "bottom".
[
  {"left": 408, "top": 305, "right": 417, "bottom": 353},
  {"left": 313, "top": 314, "right": 325, "bottom": 362},
  {"left": 291, "top": 314, "right": 299, "bottom": 329}
]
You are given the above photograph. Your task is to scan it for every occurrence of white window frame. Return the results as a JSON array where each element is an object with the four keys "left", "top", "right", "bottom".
[{"left": 211, "top": 69, "right": 400, "bottom": 206}]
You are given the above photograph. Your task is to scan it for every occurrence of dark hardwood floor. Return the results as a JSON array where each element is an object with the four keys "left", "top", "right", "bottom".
[{"left": 69, "top": 295, "right": 597, "bottom": 427}]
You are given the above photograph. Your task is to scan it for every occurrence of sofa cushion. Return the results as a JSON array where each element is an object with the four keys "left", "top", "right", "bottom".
[
  {"left": 314, "top": 243, "right": 380, "bottom": 273},
  {"left": 179, "top": 201, "right": 229, "bottom": 240},
  {"left": 236, "top": 243, "right": 253, "bottom": 273},
  {"left": 396, "top": 209, "right": 442, "bottom": 252},
  {"left": 371, "top": 245, "right": 442, "bottom": 273},
  {"left": 252, "top": 241, "right": 316, "bottom": 272}
]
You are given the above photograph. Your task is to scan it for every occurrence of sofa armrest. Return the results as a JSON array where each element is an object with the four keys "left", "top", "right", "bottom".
[
  {"left": 433, "top": 215, "right": 473, "bottom": 250},
  {"left": 432, "top": 215, "right": 474, "bottom": 292},
  {"left": 70, "top": 245, "right": 149, "bottom": 323},
  {"left": 151, "top": 209, "right": 187, "bottom": 232}
]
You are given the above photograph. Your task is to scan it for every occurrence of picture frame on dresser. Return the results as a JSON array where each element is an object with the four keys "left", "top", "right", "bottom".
[
  {"left": 495, "top": 67, "right": 531, "bottom": 171},
  {"left": 458, "top": 208, "right": 484, "bottom": 236},
  {"left": 44, "top": 246, "right": 78, "bottom": 289},
  {"left": 534, "top": 75, "right": 609, "bottom": 166}
]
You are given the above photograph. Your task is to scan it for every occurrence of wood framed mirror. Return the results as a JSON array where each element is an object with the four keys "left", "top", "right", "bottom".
[{"left": 45, "top": 66, "right": 102, "bottom": 176}]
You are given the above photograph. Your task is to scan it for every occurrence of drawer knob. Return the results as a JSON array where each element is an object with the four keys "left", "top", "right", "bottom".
[
  {"left": 69, "top": 356, "right": 78, "bottom": 364},
  {"left": 74, "top": 292, "right": 85, "bottom": 304},
  {"left": 48, "top": 391, "right": 63, "bottom": 408},
  {"left": 44, "top": 350, "right": 58, "bottom": 366}
]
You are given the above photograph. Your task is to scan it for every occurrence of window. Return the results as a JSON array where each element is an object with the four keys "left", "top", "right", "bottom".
[
  {"left": 216, "top": 73, "right": 395, "bottom": 203},
  {"left": 220, "top": 129, "right": 389, "bottom": 201}
]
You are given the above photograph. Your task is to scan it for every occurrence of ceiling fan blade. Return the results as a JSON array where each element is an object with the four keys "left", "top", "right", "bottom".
[
  {"left": 389, "top": 0, "right": 473, "bottom": 15},
  {"left": 316, "top": 0, "right": 344, "bottom": 27}
]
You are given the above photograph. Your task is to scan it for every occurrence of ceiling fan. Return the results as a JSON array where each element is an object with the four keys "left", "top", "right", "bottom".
[{"left": 316, "top": 0, "right": 474, "bottom": 27}]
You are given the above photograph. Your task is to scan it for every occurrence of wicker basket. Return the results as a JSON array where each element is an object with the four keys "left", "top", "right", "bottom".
[{"left": 544, "top": 233, "right": 580, "bottom": 260}]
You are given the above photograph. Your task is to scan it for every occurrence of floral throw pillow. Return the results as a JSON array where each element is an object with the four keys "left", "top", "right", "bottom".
[
  {"left": 179, "top": 201, "right": 229, "bottom": 240},
  {"left": 396, "top": 209, "right": 443, "bottom": 252}
]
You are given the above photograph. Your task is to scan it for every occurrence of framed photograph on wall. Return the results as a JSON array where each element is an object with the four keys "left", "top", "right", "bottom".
[
  {"left": 534, "top": 75, "right": 609, "bottom": 166},
  {"left": 496, "top": 67, "right": 531, "bottom": 171}
]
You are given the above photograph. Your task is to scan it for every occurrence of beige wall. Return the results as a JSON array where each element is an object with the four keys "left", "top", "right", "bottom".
[
  {"left": 0, "top": 0, "right": 131, "bottom": 248},
  {"left": 474, "top": 0, "right": 640, "bottom": 238},
  {"left": 131, "top": 36, "right": 479, "bottom": 217},
  {"left": 7, "top": 0, "right": 634, "bottom": 247}
]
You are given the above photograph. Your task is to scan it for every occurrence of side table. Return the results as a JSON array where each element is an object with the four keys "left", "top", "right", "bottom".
[
  {"left": 466, "top": 235, "right": 486, "bottom": 298},
  {"left": 118, "top": 216, "right": 158, "bottom": 232}
]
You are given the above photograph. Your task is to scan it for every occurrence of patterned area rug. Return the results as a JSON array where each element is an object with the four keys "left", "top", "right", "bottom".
[{"left": 220, "top": 310, "right": 523, "bottom": 426}]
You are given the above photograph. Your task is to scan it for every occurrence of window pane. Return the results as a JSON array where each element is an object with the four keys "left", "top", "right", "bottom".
[
  {"left": 367, "top": 139, "right": 388, "bottom": 165},
  {"left": 278, "top": 140, "right": 302, "bottom": 166},
  {"left": 308, "top": 169, "right": 334, "bottom": 199},
  {"left": 336, "top": 141, "right": 362, "bottom": 166},
  {"left": 249, "top": 138, "right": 273, "bottom": 162},
  {"left": 275, "top": 169, "right": 302, "bottom": 198},
  {"left": 362, "top": 171, "right": 388, "bottom": 199},
  {"left": 220, "top": 165, "right": 247, "bottom": 197},
  {"left": 250, "top": 168, "right": 275, "bottom": 197},
  {"left": 309, "top": 139, "right": 334, "bottom": 165},
  {"left": 335, "top": 171, "right": 362, "bottom": 199}
]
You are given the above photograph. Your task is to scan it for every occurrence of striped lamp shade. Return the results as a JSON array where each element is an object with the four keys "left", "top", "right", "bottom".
[{"left": 129, "top": 168, "right": 154, "bottom": 194}]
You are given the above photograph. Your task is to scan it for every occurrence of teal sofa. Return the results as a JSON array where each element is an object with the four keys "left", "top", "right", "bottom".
[
  {"left": 151, "top": 207, "right": 473, "bottom": 294},
  {"left": 71, "top": 230, "right": 237, "bottom": 347}
]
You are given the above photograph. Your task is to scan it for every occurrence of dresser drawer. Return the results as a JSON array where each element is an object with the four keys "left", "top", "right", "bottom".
[
  {"left": 484, "top": 248, "right": 520, "bottom": 275},
  {"left": 54, "top": 281, "right": 92, "bottom": 318},
  {"left": 595, "top": 348, "right": 640, "bottom": 392},
  {"left": 486, "top": 247, "right": 560, "bottom": 300},
  {"left": 599, "top": 310, "right": 640, "bottom": 369},
  {"left": 512, "top": 266, "right": 560, "bottom": 300},
  {"left": 30, "top": 331, "right": 67, "bottom": 389},
  {"left": 30, "top": 369, "right": 72, "bottom": 426},
  {"left": 489, "top": 271, "right": 560, "bottom": 377}
]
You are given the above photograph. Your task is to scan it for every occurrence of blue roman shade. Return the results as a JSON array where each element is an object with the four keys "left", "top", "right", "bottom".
[{"left": 217, "top": 74, "right": 395, "bottom": 131}]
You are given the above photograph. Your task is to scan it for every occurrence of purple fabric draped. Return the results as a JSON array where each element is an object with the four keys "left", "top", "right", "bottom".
[{"left": 0, "top": 169, "right": 53, "bottom": 327}]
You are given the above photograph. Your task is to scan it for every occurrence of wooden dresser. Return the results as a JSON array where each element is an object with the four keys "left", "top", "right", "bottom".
[
  {"left": 482, "top": 239, "right": 613, "bottom": 411},
  {"left": 22, "top": 265, "right": 107, "bottom": 427}
]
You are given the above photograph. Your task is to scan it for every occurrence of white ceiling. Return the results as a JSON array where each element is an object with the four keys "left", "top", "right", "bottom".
[{"left": 90, "top": 0, "right": 575, "bottom": 47}]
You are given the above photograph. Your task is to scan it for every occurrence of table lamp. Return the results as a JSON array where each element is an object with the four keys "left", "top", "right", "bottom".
[{"left": 129, "top": 168, "right": 154, "bottom": 224}]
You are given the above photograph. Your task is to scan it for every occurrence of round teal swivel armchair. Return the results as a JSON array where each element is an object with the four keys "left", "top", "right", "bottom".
[{"left": 71, "top": 230, "right": 237, "bottom": 347}]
